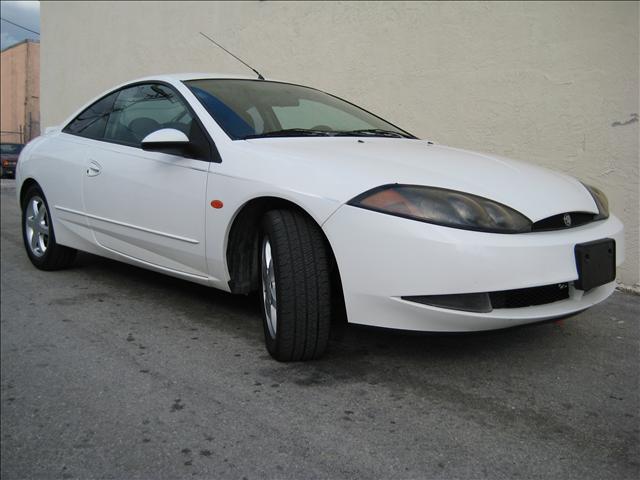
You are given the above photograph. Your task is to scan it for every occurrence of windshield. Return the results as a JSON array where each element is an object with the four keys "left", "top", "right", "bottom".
[
  {"left": 184, "top": 79, "right": 415, "bottom": 140},
  {"left": 0, "top": 143, "right": 23, "bottom": 155}
]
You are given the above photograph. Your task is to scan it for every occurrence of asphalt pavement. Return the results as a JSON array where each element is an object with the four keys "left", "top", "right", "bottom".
[{"left": 1, "top": 179, "right": 639, "bottom": 479}]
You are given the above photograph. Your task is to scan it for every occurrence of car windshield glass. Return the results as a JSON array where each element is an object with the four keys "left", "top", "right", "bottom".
[
  {"left": 0, "top": 143, "right": 23, "bottom": 154},
  {"left": 184, "top": 79, "right": 415, "bottom": 140}
]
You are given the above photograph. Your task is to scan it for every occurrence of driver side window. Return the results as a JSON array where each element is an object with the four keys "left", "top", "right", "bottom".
[{"left": 104, "top": 84, "right": 194, "bottom": 148}]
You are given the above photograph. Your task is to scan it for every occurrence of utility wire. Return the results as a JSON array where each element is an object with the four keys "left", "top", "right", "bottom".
[{"left": 0, "top": 17, "right": 40, "bottom": 36}]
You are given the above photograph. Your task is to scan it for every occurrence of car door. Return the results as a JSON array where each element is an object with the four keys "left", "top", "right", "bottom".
[{"left": 81, "top": 83, "right": 210, "bottom": 279}]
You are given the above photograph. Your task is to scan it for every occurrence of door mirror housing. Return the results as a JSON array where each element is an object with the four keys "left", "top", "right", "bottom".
[{"left": 141, "top": 128, "right": 192, "bottom": 156}]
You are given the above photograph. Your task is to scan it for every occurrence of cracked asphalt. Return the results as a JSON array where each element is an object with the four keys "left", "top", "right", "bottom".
[{"left": 1, "top": 179, "right": 639, "bottom": 479}]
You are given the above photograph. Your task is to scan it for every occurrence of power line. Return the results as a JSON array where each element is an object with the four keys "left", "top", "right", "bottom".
[{"left": 0, "top": 17, "right": 40, "bottom": 36}]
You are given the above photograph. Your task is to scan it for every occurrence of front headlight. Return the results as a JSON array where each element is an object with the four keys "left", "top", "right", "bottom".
[
  {"left": 348, "top": 184, "right": 532, "bottom": 233},
  {"left": 583, "top": 183, "right": 609, "bottom": 220}
]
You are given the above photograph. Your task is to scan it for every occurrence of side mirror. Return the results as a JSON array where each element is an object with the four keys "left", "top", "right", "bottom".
[{"left": 141, "top": 128, "right": 192, "bottom": 157}]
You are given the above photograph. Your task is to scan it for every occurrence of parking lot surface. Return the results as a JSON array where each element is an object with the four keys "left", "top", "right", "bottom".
[{"left": 1, "top": 179, "right": 639, "bottom": 479}]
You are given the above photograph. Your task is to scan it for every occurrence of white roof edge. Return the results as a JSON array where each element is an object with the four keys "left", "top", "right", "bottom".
[{"left": 132, "top": 72, "right": 264, "bottom": 83}]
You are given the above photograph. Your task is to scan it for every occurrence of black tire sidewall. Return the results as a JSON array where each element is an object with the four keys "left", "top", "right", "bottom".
[{"left": 258, "top": 209, "right": 332, "bottom": 361}]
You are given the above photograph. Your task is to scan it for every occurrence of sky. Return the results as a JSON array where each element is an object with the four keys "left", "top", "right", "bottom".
[{"left": 0, "top": 1, "right": 40, "bottom": 50}]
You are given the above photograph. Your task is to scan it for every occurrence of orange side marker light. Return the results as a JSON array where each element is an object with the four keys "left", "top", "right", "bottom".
[{"left": 211, "top": 200, "right": 224, "bottom": 209}]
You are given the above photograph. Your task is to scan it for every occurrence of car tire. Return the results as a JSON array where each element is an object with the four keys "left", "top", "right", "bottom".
[
  {"left": 21, "top": 185, "right": 77, "bottom": 270},
  {"left": 260, "top": 209, "right": 331, "bottom": 361}
]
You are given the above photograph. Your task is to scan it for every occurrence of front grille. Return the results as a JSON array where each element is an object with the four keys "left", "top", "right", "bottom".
[
  {"left": 532, "top": 212, "right": 597, "bottom": 231},
  {"left": 489, "top": 283, "right": 569, "bottom": 309}
]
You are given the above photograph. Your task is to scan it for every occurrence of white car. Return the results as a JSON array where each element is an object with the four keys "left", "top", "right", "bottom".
[{"left": 16, "top": 73, "right": 624, "bottom": 361}]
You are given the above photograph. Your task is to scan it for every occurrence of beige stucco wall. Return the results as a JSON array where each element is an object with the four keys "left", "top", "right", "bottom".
[
  {"left": 41, "top": 1, "right": 639, "bottom": 287},
  {"left": 1, "top": 40, "right": 40, "bottom": 143}
]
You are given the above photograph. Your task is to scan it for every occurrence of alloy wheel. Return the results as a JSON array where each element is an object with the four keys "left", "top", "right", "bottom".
[{"left": 25, "top": 196, "right": 49, "bottom": 257}]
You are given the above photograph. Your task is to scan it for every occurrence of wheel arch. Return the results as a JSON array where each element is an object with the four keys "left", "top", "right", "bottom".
[
  {"left": 225, "top": 196, "right": 346, "bottom": 320},
  {"left": 19, "top": 178, "right": 41, "bottom": 209}
]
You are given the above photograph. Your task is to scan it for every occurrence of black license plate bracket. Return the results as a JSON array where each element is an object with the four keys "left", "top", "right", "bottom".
[{"left": 574, "top": 239, "right": 616, "bottom": 291}]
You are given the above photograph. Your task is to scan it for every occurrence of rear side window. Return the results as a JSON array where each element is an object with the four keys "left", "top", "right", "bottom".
[
  {"left": 104, "top": 84, "right": 194, "bottom": 148},
  {"left": 63, "top": 92, "right": 118, "bottom": 139}
]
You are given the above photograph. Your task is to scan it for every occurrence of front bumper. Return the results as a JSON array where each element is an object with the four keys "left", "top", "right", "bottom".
[{"left": 322, "top": 205, "right": 624, "bottom": 331}]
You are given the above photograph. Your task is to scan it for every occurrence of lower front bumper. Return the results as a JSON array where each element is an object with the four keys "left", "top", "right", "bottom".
[
  {"left": 380, "top": 281, "right": 614, "bottom": 331},
  {"left": 323, "top": 205, "right": 624, "bottom": 331}
]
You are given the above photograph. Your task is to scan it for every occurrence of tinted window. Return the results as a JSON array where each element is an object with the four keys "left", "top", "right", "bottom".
[
  {"left": 273, "top": 99, "right": 372, "bottom": 131},
  {"left": 63, "top": 92, "right": 118, "bottom": 139},
  {"left": 184, "top": 79, "right": 413, "bottom": 140},
  {"left": 104, "top": 84, "right": 194, "bottom": 147}
]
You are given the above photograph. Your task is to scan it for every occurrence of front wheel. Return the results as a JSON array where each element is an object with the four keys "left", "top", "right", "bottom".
[
  {"left": 260, "top": 209, "right": 332, "bottom": 361},
  {"left": 21, "top": 185, "right": 77, "bottom": 270}
]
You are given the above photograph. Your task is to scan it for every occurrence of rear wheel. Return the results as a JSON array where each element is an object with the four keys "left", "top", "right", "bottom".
[
  {"left": 22, "top": 185, "right": 76, "bottom": 270},
  {"left": 260, "top": 209, "right": 331, "bottom": 361}
]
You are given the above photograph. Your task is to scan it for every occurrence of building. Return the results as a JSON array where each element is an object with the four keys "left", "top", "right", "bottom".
[
  {"left": 0, "top": 39, "right": 40, "bottom": 144},
  {"left": 39, "top": 2, "right": 639, "bottom": 287}
]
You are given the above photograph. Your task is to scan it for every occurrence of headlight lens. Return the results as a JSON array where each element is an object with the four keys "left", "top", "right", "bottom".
[
  {"left": 583, "top": 183, "right": 609, "bottom": 220},
  {"left": 348, "top": 185, "right": 532, "bottom": 233}
]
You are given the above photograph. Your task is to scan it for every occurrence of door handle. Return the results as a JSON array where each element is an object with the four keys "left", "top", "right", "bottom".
[{"left": 86, "top": 160, "right": 102, "bottom": 177}]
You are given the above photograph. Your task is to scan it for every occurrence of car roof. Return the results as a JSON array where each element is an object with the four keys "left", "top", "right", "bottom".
[{"left": 131, "top": 72, "right": 265, "bottom": 83}]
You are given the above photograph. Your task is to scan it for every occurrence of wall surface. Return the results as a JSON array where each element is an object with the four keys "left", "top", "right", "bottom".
[
  {"left": 1, "top": 40, "right": 40, "bottom": 143},
  {"left": 41, "top": 1, "right": 639, "bottom": 287}
]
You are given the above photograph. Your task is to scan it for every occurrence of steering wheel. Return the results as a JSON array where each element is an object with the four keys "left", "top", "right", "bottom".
[{"left": 311, "top": 125, "right": 333, "bottom": 132}]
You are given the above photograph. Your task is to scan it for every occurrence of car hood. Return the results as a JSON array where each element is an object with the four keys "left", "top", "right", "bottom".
[{"left": 240, "top": 137, "right": 598, "bottom": 222}]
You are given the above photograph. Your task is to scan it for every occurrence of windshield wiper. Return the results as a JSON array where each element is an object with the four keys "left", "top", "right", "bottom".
[
  {"left": 243, "top": 128, "right": 415, "bottom": 140},
  {"left": 243, "top": 128, "right": 334, "bottom": 139},
  {"left": 334, "top": 129, "right": 412, "bottom": 138}
]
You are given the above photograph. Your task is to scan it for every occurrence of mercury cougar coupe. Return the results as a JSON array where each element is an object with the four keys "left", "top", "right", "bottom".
[{"left": 16, "top": 74, "right": 624, "bottom": 361}]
